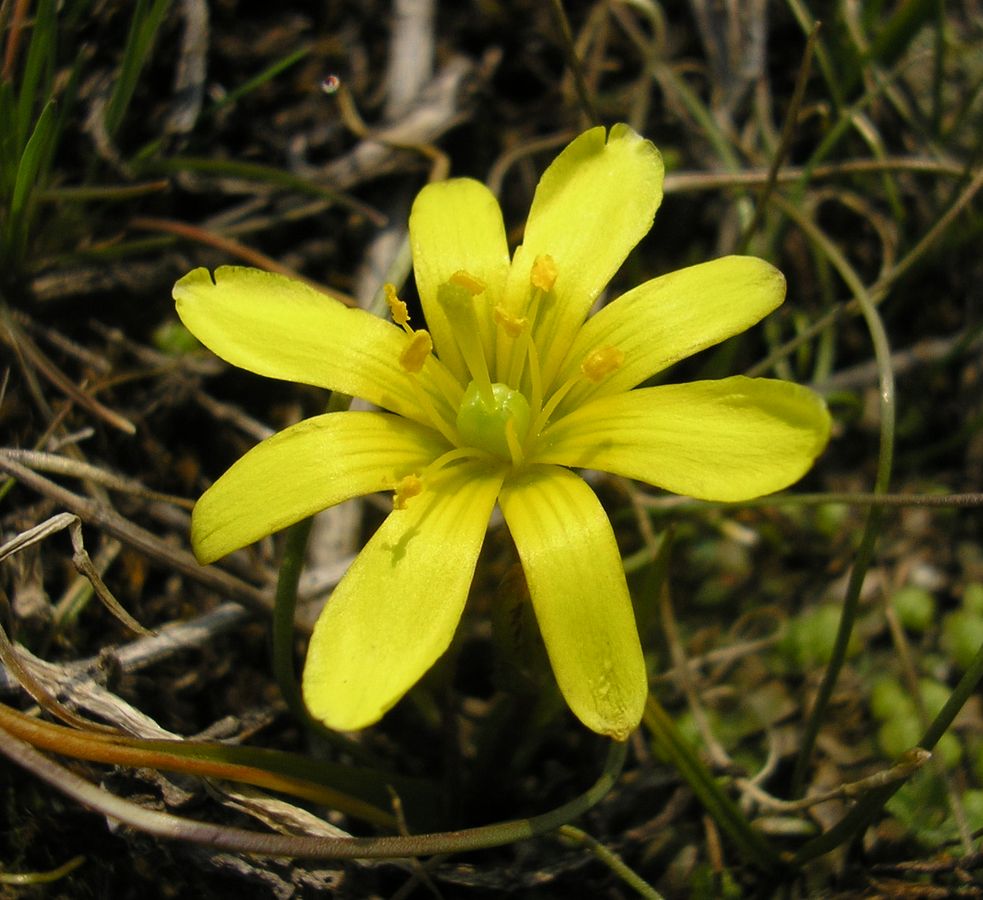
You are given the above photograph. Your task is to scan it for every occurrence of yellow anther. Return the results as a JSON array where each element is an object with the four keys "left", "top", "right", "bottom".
[
  {"left": 385, "top": 283, "right": 411, "bottom": 330},
  {"left": 530, "top": 254, "right": 557, "bottom": 292},
  {"left": 393, "top": 473, "right": 423, "bottom": 510},
  {"left": 581, "top": 346, "right": 624, "bottom": 383},
  {"left": 449, "top": 270, "right": 486, "bottom": 296},
  {"left": 400, "top": 330, "right": 433, "bottom": 373},
  {"left": 493, "top": 304, "right": 527, "bottom": 338}
]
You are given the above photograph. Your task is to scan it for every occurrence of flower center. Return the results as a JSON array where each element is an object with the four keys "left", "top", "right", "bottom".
[
  {"left": 382, "top": 258, "right": 626, "bottom": 508},
  {"left": 456, "top": 380, "right": 531, "bottom": 461}
]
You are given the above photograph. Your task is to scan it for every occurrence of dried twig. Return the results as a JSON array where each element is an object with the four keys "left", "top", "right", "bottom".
[{"left": 0, "top": 453, "right": 274, "bottom": 616}]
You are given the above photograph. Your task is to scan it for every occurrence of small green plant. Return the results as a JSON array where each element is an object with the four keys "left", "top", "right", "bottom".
[{"left": 0, "top": 0, "right": 171, "bottom": 280}]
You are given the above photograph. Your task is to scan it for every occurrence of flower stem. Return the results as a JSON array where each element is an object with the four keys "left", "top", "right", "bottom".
[
  {"left": 270, "top": 392, "right": 382, "bottom": 765},
  {"left": 0, "top": 726, "right": 629, "bottom": 859}
]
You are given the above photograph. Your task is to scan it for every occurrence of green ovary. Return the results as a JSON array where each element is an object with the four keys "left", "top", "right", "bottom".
[{"left": 456, "top": 381, "right": 531, "bottom": 460}]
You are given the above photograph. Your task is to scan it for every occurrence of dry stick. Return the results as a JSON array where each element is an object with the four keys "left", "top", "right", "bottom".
[
  {"left": 816, "top": 330, "right": 980, "bottom": 393},
  {"left": 0, "top": 309, "right": 136, "bottom": 434},
  {"left": 2, "top": 646, "right": 184, "bottom": 737},
  {"left": 658, "top": 584, "right": 733, "bottom": 771},
  {"left": 736, "top": 750, "right": 930, "bottom": 815},
  {"left": 129, "top": 216, "right": 357, "bottom": 306},
  {"left": 637, "top": 490, "right": 983, "bottom": 512},
  {"left": 664, "top": 157, "right": 968, "bottom": 193},
  {"left": 0, "top": 511, "right": 151, "bottom": 636},
  {"left": 0, "top": 618, "right": 120, "bottom": 734},
  {"left": 0, "top": 448, "right": 194, "bottom": 509},
  {"left": 0, "top": 603, "right": 249, "bottom": 696},
  {"left": 385, "top": 0, "right": 435, "bottom": 120},
  {"left": 14, "top": 308, "right": 114, "bottom": 374},
  {"left": 0, "top": 453, "right": 273, "bottom": 616},
  {"left": 333, "top": 84, "right": 449, "bottom": 184},
  {"left": 320, "top": 59, "right": 469, "bottom": 190}
]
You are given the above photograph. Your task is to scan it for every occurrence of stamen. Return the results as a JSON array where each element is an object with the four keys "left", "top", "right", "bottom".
[
  {"left": 450, "top": 270, "right": 486, "bottom": 296},
  {"left": 428, "top": 446, "right": 495, "bottom": 471},
  {"left": 530, "top": 254, "right": 557, "bottom": 292},
  {"left": 499, "top": 255, "right": 555, "bottom": 398},
  {"left": 529, "top": 377, "right": 578, "bottom": 442},
  {"left": 385, "top": 283, "right": 412, "bottom": 333},
  {"left": 405, "top": 377, "right": 459, "bottom": 447},
  {"left": 493, "top": 305, "right": 526, "bottom": 339},
  {"left": 392, "top": 446, "right": 497, "bottom": 511},
  {"left": 526, "top": 338, "right": 543, "bottom": 418},
  {"left": 393, "top": 473, "right": 423, "bottom": 510},
  {"left": 529, "top": 345, "right": 622, "bottom": 440},
  {"left": 581, "top": 346, "right": 624, "bottom": 383},
  {"left": 394, "top": 329, "right": 459, "bottom": 445},
  {"left": 399, "top": 330, "right": 433, "bottom": 373}
]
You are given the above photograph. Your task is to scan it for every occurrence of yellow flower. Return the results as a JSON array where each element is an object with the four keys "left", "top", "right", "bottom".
[{"left": 174, "top": 125, "right": 831, "bottom": 740}]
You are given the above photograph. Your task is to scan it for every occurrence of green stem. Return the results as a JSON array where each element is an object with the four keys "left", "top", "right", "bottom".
[
  {"left": 558, "top": 825, "right": 665, "bottom": 899},
  {"left": 643, "top": 696, "right": 787, "bottom": 874},
  {"left": 270, "top": 393, "right": 379, "bottom": 764},
  {"left": 774, "top": 196, "right": 895, "bottom": 796},
  {"left": 271, "top": 515, "right": 314, "bottom": 722}
]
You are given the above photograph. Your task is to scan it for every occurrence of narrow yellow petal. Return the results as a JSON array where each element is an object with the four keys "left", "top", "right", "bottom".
[
  {"left": 499, "top": 465, "right": 647, "bottom": 740},
  {"left": 174, "top": 267, "right": 454, "bottom": 424},
  {"left": 502, "top": 125, "right": 664, "bottom": 390},
  {"left": 538, "top": 377, "right": 831, "bottom": 501},
  {"left": 302, "top": 460, "right": 506, "bottom": 731},
  {"left": 409, "top": 179, "right": 511, "bottom": 382},
  {"left": 192, "top": 412, "right": 448, "bottom": 563},
  {"left": 554, "top": 256, "right": 787, "bottom": 415}
]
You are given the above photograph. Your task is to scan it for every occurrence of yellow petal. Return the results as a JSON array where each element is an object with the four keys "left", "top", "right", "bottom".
[
  {"left": 502, "top": 125, "right": 664, "bottom": 389},
  {"left": 302, "top": 460, "right": 506, "bottom": 731},
  {"left": 539, "top": 377, "right": 831, "bottom": 501},
  {"left": 554, "top": 256, "right": 787, "bottom": 416},
  {"left": 174, "top": 267, "right": 455, "bottom": 424},
  {"left": 409, "top": 178, "right": 511, "bottom": 382},
  {"left": 192, "top": 411, "right": 448, "bottom": 563},
  {"left": 499, "top": 465, "right": 647, "bottom": 740}
]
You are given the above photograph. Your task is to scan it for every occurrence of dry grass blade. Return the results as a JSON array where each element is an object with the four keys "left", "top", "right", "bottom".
[
  {"left": 0, "top": 453, "right": 274, "bottom": 616},
  {"left": 1, "top": 309, "right": 136, "bottom": 434}
]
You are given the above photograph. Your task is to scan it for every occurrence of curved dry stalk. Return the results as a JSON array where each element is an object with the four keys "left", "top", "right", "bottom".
[
  {"left": 0, "top": 703, "right": 395, "bottom": 826},
  {"left": 0, "top": 723, "right": 627, "bottom": 860}
]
